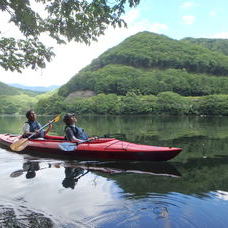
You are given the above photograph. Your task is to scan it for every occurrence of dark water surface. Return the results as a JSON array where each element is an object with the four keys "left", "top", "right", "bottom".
[{"left": 0, "top": 115, "right": 228, "bottom": 227}]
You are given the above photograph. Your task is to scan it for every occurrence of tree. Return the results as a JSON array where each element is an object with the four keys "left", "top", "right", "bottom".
[{"left": 0, "top": 0, "right": 140, "bottom": 72}]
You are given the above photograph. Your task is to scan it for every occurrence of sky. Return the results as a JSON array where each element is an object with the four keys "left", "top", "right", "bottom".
[{"left": 0, "top": 0, "right": 228, "bottom": 87}]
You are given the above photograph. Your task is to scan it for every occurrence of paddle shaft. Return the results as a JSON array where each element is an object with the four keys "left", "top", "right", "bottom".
[
  {"left": 75, "top": 137, "right": 99, "bottom": 145},
  {"left": 75, "top": 134, "right": 123, "bottom": 145}
]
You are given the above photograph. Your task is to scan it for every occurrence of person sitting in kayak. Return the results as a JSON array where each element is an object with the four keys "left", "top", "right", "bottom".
[
  {"left": 63, "top": 113, "right": 89, "bottom": 142},
  {"left": 22, "top": 110, "right": 52, "bottom": 138}
]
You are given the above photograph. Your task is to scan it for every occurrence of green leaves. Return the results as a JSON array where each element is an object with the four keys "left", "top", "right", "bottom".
[
  {"left": 0, "top": 37, "right": 54, "bottom": 72},
  {"left": 0, "top": 0, "right": 141, "bottom": 72}
]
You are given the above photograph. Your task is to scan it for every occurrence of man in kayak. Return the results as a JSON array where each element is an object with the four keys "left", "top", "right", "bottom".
[
  {"left": 22, "top": 110, "right": 52, "bottom": 138},
  {"left": 63, "top": 113, "right": 89, "bottom": 142}
]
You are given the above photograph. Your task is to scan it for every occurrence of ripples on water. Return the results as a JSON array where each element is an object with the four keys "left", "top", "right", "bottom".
[
  {"left": 0, "top": 148, "right": 227, "bottom": 228},
  {"left": 1, "top": 115, "right": 228, "bottom": 227}
]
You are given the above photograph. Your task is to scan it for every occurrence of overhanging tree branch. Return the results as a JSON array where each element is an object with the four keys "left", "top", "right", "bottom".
[{"left": 0, "top": 0, "right": 141, "bottom": 72}]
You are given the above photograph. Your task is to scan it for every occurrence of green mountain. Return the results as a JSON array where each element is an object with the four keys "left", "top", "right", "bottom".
[
  {"left": 181, "top": 37, "right": 228, "bottom": 56},
  {"left": 85, "top": 32, "right": 228, "bottom": 75},
  {"left": 0, "top": 82, "right": 56, "bottom": 114},
  {"left": 36, "top": 32, "right": 228, "bottom": 116},
  {"left": 58, "top": 31, "right": 228, "bottom": 98}
]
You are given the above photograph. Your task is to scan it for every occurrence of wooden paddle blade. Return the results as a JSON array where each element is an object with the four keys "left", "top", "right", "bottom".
[
  {"left": 10, "top": 170, "right": 24, "bottom": 177},
  {"left": 53, "top": 115, "right": 61, "bottom": 123},
  {"left": 10, "top": 138, "right": 30, "bottom": 152}
]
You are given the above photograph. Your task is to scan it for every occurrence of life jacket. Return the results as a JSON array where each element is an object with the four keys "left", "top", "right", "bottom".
[
  {"left": 27, "top": 121, "right": 41, "bottom": 132},
  {"left": 25, "top": 121, "right": 44, "bottom": 138},
  {"left": 65, "top": 125, "right": 88, "bottom": 140}
]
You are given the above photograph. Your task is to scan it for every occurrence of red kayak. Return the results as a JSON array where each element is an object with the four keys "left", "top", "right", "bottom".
[{"left": 0, "top": 134, "right": 182, "bottom": 161}]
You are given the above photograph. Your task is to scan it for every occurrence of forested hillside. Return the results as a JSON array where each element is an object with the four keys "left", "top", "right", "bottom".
[
  {"left": 58, "top": 32, "right": 228, "bottom": 98},
  {"left": 85, "top": 32, "right": 228, "bottom": 75},
  {"left": 4, "top": 31, "right": 228, "bottom": 115},
  {"left": 182, "top": 37, "right": 228, "bottom": 56},
  {"left": 0, "top": 82, "right": 55, "bottom": 114},
  {"left": 35, "top": 32, "right": 228, "bottom": 116}
]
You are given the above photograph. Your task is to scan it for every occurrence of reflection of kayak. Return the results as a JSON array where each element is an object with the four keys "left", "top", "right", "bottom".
[
  {"left": 11, "top": 160, "right": 181, "bottom": 179},
  {"left": 0, "top": 134, "right": 182, "bottom": 161},
  {"left": 76, "top": 161, "right": 181, "bottom": 177}
]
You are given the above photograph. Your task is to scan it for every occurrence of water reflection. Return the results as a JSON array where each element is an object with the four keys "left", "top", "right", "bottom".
[
  {"left": 62, "top": 167, "right": 88, "bottom": 189},
  {"left": 1, "top": 115, "right": 228, "bottom": 227},
  {"left": 8, "top": 154, "right": 228, "bottom": 197},
  {"left": 153, "top": 206, "right": 169, "bottom": 219},
  {"left": 10, "top": 161, "right": 50, "bottom": 178},
  {"left": 3, "top": 155, "right": 228, "bottom": 227},
  {"left": 23, "top": 161, "right": 41, "bottom": 179},
  {"left": 10, "top": 159, "right": 181, "bottom": 184}
]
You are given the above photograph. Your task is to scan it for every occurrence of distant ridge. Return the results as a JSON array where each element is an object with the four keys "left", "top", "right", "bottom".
[
  {"left": 0, "top": 81, "right": 40, "bottom": 96},
  {"left": 9, "top": 83, "right": 59, "bottom": 92}
]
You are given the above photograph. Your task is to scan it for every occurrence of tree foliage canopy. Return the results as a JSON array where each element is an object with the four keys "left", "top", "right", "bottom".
[
  {"left": 182, "top": 37, "right": 228, "bottom": 56},
  {"left": 0, "top": 0, "right": 140, "bottom": 72}
]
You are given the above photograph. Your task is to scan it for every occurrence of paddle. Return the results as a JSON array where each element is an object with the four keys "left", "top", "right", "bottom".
[
  {"left": 10, "top": 163, "right": 52, "bottom": 178},
  {"left": 59, "top": 133, "right": 127, "bottom": 151},
  {"left": 10, "top": 114, "right": 61, "bottom": 152},
  {"left": 59, "top": 136, "right": 99, "bottom": 151},
  {"left": 10, "top": 169, "right": 25, "bottom": 177}
]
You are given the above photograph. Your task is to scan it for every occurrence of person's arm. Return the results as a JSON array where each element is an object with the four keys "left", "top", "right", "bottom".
[
  {"left": 44, "top": 122, "right": 53, "bottom": 136},
  {"left": 35, "top": 121, "right": 52, "bottom": 137}
]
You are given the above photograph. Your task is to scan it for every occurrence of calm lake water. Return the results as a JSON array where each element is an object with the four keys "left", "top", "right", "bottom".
[{"left": 0, "top": 115, "right": 228, "bottom": 227}]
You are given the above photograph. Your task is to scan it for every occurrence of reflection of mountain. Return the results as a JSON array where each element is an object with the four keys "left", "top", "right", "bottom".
[
  {"left": 175, "top": 156, "right": 228, "bottom": 193},
  {"left": 98, "top": 156, "right": 228, "bottom": 197}
]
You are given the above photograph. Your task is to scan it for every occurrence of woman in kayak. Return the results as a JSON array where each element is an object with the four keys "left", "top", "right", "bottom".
[
  {"left": 63, "top": 113, "right": 89, "bottom": 142},
  {"left": 22, "top": 110, "right": 52, "bottom": 138}
]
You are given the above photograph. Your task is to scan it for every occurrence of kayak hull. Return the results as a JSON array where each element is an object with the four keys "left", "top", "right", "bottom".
[{"left": 0, "top": 134, "right": 182, "bottom": 161}]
